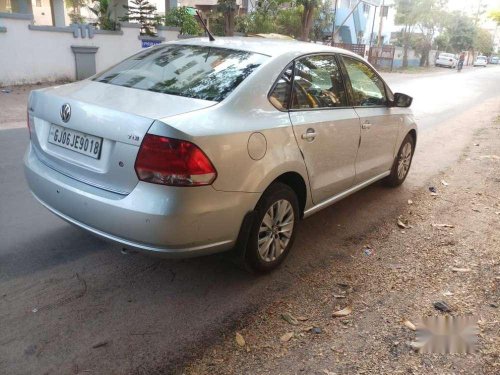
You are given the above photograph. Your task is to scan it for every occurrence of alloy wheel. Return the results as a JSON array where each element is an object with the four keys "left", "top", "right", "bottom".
[
  {"left": 397, "top": 142, "right": 412, "bottom": 179},
  {"left": 258, "top": 199, "right": 294, "bottom": 262}
]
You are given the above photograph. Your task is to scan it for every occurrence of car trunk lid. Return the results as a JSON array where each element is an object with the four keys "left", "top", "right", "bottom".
[{"left": 29, "top": 80, "right": 216, "bottom": 194}]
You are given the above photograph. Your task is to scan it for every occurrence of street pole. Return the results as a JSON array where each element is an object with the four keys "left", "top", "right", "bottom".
[
  {"left": 331, "top": 0, "right": 338, "bottom": 46},
  {"left": 377, "top": 0, "right": 385, "bottom": 48},
  {"left": 369, "top": 5, "right": 377, "bottom": 47}
]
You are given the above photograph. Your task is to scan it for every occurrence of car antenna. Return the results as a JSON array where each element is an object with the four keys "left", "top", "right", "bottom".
[{"left": 187, "top": 7, "right": 215, "bottom": 42}]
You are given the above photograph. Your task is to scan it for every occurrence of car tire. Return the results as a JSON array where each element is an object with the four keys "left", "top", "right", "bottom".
[
  {"left": 245, "top": 182, "right": 299, "bottom": 273},
  {"left": 383, "top": 133, "right": 415, "bottom": 188}
]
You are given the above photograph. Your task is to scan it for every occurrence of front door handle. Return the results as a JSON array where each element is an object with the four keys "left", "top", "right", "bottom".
[
  {"left": 361, "top": 121, "right": 372, "bottom": 130},
  {"left": 301, "top": 128, "right": 317, "bottom": 141}
]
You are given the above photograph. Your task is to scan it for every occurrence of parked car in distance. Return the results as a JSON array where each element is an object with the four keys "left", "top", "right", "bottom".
[
  {"left": 474, "top": 56, "right": 488, "bottom": 67},
  {"left": 488, "top": 56, "right": 498, "bottom": 64},
  {"left": 24, "top": 38, "right": 417, "bottom": 272},
  {"left": 436, "top": 53, "right": 457, "bottom": 68}
]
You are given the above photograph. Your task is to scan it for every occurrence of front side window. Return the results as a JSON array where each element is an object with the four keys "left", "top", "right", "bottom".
[
  {"left": 291, "top": 55, "right": 347, "bottom": 110},
  {"left": 342, "top": 56, "right": 387, "bottom": 106},
  {"left": 94, "top": 45, "right": 268, "bottom": 102}
]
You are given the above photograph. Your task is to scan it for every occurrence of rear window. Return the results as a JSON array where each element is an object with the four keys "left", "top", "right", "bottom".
[
  {"left": 94, "top": 44, "right": 268, "bottom": 102},
  {"left": 439, "top": 53, "right": 454, "bottom": 59}
]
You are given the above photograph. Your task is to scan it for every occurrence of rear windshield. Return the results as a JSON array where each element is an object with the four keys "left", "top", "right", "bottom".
[
  {"left": 93, "top": 44, "right": 268, "bottom": 102},
  {"left": 439, "top": 53, "right": 454, "bottom": 58}
]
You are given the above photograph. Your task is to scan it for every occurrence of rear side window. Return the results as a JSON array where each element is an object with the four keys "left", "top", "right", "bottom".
[
  {"left": 341, "top": 56, "right": 387, "bottom": 107},
  {"left": 269, "top": 65, "right": 293, "bottom": 110},
  {"left": 291, "top": 55, "right": 347, "bottom": 109},
  {"left": 94, "top": 45, "right": 268, "bottom": 102}
]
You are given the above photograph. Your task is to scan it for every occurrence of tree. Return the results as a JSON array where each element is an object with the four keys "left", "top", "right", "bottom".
[
  {"left": 65, "top": 0, "right": 88, "bottom": 24},
  {"left": 488, "top": 9, "right": 500, "bottom": 25},
  {"left": 235, "top": 0, "right": 291, "bottom": 36},
  {"left": 218, "top": 0, "right": 238, "bottom": 36},
  {"left": 414, "top": 0, "right": 447, "bottom": 66},
  {"left": 164, "top": 6, "right": 202, "bottom": 35},
  {"left": 394, "top": 0, "right": 421, "bottom": 68},
  {"left": 276, "top": 5, "right": 303, "bottom": 38},
  {"left": 88, "top": 0, "right": 118, "bottom": 30},
  {"left": 445, "top": 12, "right": 476, "bottom": 53},
  {"left": 474, "top": 28, "right": 494, "bottom": 55},
  {"left": 297, "top": 0, "right": 320, "bottom": 41},
  {"left": 120, "top": 0, "right": 158, "bottom": 36},
  {"left": 312, "top": 0, "right": 332, "bottom": 42}
]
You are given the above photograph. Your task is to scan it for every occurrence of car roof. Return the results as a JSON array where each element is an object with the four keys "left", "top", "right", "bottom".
[{"left": 168, "top": 37, "right": 360, "bottom": 59}]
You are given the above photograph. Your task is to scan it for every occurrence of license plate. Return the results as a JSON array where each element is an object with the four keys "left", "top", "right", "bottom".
[{"left": 48, "top": 125, "right": 103, "bottom": 159}]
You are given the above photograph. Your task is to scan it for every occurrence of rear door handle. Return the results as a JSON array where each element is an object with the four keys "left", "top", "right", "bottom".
[
  {"left": 301, "top": 128, "right": 317, "bottom": 141},
  {"left": 361, "top": 121, "right": 372, "bottom": 130}
]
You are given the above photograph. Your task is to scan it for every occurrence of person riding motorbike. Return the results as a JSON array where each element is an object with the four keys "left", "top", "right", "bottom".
[{"left": 458, "top": 52, "right": 465, "bottom": 72}]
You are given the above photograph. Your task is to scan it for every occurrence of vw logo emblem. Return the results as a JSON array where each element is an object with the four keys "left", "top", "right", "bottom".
[{"left": 60, "top": 103, "right": 71, "bottom": 123}]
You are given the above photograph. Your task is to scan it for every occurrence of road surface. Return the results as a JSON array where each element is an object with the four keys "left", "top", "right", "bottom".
[{"left": 1, "top": 66, "right": 499, "bottom": 374}]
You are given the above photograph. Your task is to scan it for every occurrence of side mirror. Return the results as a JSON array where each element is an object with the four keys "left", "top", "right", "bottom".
[{"left": 392, "top": 93, "right": 413, "bottom": 108}]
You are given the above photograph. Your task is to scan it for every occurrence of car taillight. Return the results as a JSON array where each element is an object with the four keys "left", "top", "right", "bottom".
[{"left": 134, "top": 134, "right": 217, "bottom": 186}]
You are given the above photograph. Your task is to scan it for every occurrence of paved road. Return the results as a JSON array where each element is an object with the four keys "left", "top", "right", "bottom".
[{"left": 1, "top": 66, "right": 499, "bottom": 374}]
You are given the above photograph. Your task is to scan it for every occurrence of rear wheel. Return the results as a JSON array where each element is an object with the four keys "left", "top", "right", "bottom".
[
  {"left": 383, "top": 134, "right": 415, "bottom": 187},
  {"left": 245, "top": 183, "right": 299, "bottom": 273}
]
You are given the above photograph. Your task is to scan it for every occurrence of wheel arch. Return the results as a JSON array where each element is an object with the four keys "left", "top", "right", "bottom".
[{"left": 272, "top": 172, "right": 308, "bottom": 218}]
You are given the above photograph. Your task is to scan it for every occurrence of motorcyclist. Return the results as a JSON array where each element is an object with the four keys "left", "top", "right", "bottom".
[{"left": 458, "top": 52, "right": 465, "bottom": 71}]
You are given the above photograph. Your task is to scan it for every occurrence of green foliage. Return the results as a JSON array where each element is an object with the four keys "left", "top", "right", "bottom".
[
  {"left": 312, "top": 0, "right": 332, "bottom": 42},
  {"left": 444, "top": 12, "right": 476, "bottom": 52},
  {"left": 234, "top": 0, "right": 303, "bottom": 37},
  {"left": 164, "top": 6, "right": 202, "bottom": 35},
  {"left": 65, "top": 0, "right": 88, "bottom": 24},
  {"left": 474, "top": 28, "right": 494, "bottom": 55},
  {"left": 488, "top": 9, "right": 500, "bottom": 25},
  {"left": 276, "top": 6, "right": 303, "bottom": 38},
  {"left": 120, "top": 0, "right": 158, "bottom": 36},
  {"left": 87, "top": 0, "right": 118, "bottom": 31}
]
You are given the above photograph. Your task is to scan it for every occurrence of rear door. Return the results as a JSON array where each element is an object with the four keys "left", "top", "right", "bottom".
[
  {"left": 339, "top": 55, "right": 400, "bottom": 183},
  {"left": 286, "top": 54, "right": 361, "bottom": 204}
]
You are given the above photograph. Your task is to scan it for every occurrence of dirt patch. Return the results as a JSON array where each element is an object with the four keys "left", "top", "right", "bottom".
[{"left": 184, "top": 117, "right": 500, "bottom": 374}]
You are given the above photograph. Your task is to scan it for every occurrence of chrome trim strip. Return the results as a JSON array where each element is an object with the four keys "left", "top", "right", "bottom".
[
  {"left": 303, "top": 171, "right": 391, "bottom": 218},
  {"left": 32, "top": 193, "right": 234, "bottom": 256}
]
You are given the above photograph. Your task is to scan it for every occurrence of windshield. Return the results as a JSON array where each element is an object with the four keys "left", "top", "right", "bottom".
[{"left": 94, "top": 44, "right": 268, "bottom": 102}]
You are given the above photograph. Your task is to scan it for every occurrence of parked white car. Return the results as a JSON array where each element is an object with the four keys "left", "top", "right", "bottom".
[
  {"left": 436, "top": 53, "right": 457, "bottom": 68},
  {"left": 474, "top": 56, "right": 487, "bottom": 67}
]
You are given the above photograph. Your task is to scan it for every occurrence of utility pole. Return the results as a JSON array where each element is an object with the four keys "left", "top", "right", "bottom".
[
  {"left": 377, "top": 0, "right": 385, "bottom": 48},
  {"left": 369, "top": 4, "right": 378, "bottom": 47},
  {"left": 331, "top": 0, "right": 338, "bottom": 46}
]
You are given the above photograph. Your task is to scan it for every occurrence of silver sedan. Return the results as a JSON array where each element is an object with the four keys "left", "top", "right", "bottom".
[{"left": 24, "top": 38, "right": 416, "bottom": 272}]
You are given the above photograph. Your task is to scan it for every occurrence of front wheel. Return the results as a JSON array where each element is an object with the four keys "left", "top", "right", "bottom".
[
  {"left": 245, "top": 183, "right": 299, "bottom": 273},
  {"left": 383, "top": 134, "right": 415, "bottom": 187}
]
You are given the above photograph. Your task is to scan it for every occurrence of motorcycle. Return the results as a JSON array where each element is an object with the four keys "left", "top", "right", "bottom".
[{"left": 457, "top": 60, "right": 464, "bottom": 72}]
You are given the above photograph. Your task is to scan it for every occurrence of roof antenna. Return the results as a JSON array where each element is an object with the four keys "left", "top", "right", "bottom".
[{"left": 188, "top": 7, "right": 215, "bottom": 42}]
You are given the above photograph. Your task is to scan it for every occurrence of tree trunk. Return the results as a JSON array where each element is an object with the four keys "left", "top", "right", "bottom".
[
  {"left": 225, "top": 9, "right": 235, "bottom": 36},
  {"left": 300, "top": 4, "right": 315, "bottom": 41},
  {"left": 402, "top": 25, "right": 409, "bottom": 68}
]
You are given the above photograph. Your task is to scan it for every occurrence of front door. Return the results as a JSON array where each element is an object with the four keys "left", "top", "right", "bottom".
[
  {"left": 287, "top": 54, "right": 361, "bottom": 204},
  {"left": 340, "top": 55, "right": 400, "bottom": 183}
]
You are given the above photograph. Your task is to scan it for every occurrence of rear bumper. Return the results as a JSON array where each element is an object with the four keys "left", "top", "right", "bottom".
[{"left": 24, "top": 144, "right": 260, "bottom": 257}]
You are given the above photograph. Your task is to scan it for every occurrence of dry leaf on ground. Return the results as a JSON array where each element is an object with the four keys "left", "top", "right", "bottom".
[
  {"left": 451, "top": 267, "right": 471, "bottom": 272},
  {"left": 402, "top": 319, "right": 416, "bottom": 331},
  {"left": 281, "top": 313, "right": 299, "bottom": 325},
  {"left": 332, "top": 306, "right": 352, "bottom": 317},
  {"left": 235, "top": 332, "right": 245, "bottom": 347},
  {"left": 280, "top": 332, "right": 294, "bottom": 343}
]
